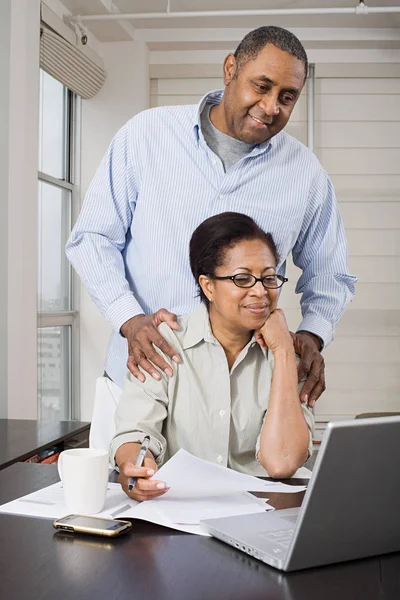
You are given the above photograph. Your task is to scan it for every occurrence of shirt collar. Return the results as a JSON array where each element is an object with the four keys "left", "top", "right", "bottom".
[
  {"left": 182, "top": 302, "right": 215, "bottom": 349},
  {"left": 182, "top": 302, "right": 268, "bottom": 359},
  {"left": 193, "top": 89, "right": 274, "bottom": 155}
]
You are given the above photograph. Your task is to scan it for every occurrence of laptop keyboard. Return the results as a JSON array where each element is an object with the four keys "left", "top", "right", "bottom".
[{"left": 260, "top": 528, "right": 294, "bottom": 549}]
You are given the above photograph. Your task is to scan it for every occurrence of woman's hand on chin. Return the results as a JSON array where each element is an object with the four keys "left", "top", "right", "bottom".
[{"left": 255, "top": 309, "right": 293, "bottom": 354}]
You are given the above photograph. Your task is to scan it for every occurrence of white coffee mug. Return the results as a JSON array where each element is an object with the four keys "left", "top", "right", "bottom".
[{"left": 58, "top": 448, "right": 109, "bottom": 514}]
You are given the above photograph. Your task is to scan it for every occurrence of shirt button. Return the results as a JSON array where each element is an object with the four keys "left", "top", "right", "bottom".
[
  {"left": 217, "top": 455, "right": 223, "bottom": 464},
  {"left": 219, "top": 194, "right": 224, "bottom": 200},
  {"left": 219, "top": 410, "right": 225, "bottom": 417},
  {"left": 212, "top": 159, "right": 217, "bottom": 165}
]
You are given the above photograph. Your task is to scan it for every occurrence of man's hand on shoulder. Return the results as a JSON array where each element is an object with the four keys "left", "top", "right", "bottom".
[
  {"left": 121, "top": 309, "right": 180, "bottom": 383},
  {"left": 291, "top": 331, "right": 325, "bottom": 408}
]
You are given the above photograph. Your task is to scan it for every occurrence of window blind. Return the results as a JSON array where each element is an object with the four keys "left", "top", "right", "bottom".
[{"left": 40, "top": 24, "right": 106, "bottom": 99}]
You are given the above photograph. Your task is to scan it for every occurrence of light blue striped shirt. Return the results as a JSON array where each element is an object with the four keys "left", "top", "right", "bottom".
[{"left": 66, "top": 90, "right": 356, "bottom": 389}]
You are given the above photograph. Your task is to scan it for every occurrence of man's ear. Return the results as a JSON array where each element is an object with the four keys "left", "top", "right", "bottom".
[{"left": 223, "top": 54, "right": 237, "bottom": 86}]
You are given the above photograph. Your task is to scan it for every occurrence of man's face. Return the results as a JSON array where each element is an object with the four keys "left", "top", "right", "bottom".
[{"left": 221, "top": 44, "right": 305, "bottom": 144}]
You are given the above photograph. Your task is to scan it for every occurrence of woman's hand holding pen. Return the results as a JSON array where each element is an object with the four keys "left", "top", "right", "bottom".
[{"left": 116, "top": 443, "right": 169, "bottom": 501}]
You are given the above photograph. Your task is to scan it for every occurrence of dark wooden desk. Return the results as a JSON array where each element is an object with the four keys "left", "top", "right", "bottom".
[
  {"left": 0, "top": 464, "right": 399, "bottom": 600},
  {"left": 0, "top": 419, "right": 90, "bottom": 470}
]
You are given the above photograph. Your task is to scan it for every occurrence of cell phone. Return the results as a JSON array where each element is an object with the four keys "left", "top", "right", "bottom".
[{"left": 53, "top": 514, "right": 132, "bottom": 537}]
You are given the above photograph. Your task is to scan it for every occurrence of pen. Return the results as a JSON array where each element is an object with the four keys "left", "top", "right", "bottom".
[{"left": 128, "top": 435, "right": 151, "bottom": 491}]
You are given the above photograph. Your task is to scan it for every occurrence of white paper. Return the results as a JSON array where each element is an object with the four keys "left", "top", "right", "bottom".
[
  {"left": 0, "top": 481, "right": 134, "bottom": 521},
  {"left": 152, "top": 449, "right": 307, "bottom": 494},
  {"left": 146, "top": 492, "right": 270, "bottom": 525},
  {"left": 0, "top": 449, "right": 305, "bottom": 536},
  {"left": 293, "top": 466, "right": 312, "bottom": 479},
  {"left": 0, "top": 483, "right": 272, "bottom": 537},
  {"left": 118, "top": 492, "right": 273, "bottom": 536}
]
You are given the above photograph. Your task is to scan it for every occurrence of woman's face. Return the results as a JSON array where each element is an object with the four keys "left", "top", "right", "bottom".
[{"left": 201, "top": 238, "right": 280, "bottom": 334}]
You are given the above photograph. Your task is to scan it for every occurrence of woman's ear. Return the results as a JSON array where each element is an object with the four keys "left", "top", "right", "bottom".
[{"left": 198, "top": 275, "right": 214, "bottom": 303}]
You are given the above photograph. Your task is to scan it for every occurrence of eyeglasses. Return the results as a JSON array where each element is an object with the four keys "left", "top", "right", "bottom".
[{"left": 208, "top": 273, "right": 288, "bottom": 289}]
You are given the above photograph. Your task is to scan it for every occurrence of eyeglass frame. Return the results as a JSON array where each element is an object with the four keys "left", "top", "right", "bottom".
[{"left": 207, "top": 273, "right": 289, "bottom": 290}]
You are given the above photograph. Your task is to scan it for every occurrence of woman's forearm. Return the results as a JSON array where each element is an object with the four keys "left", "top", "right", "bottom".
[{"left": 258, "top": 345, "right": 310, "bottom": 478}]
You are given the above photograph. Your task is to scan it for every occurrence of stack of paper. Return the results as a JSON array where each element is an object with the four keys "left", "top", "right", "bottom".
[
  {"left": 0, "top": 449, "right": 307, "bottom": 536},
  {"left": 154, "top": 449, "right": 309, "bottom": 494}
]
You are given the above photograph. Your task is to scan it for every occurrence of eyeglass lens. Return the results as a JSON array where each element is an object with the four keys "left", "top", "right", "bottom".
[{"left": 233, "top": 274, "right": 283, "bottom": 289}]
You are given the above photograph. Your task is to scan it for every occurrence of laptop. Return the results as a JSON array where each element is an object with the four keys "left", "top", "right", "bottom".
[{"left": 201, "top": 416, "right": 400, "bottom": 571}]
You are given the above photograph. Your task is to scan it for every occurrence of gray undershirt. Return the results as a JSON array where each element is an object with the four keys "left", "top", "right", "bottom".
[{"left": 200, "top": 103, "right": 255, "bottom": 172}]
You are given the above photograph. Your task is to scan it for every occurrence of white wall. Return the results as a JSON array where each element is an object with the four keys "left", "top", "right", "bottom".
[
  {"left": 79, "top": 41, "right": 150, "bottom": 421},
  {"left": 313, "top": 76, "right": 400, "bottom": 429},
  {"left": 3, "top": 0, "right": 40, "bottom": 419},
  {"left": 0, "top": 0, "right": 12, "bottom": 418}
]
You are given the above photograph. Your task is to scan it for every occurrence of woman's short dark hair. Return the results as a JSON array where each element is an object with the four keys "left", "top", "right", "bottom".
[{"left": 189, "top": 212, "right": 280, "bottom": 304}]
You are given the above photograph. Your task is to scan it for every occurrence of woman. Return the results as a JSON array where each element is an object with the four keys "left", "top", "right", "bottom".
[{"left": 111, "top": 212, "right": 314, "bottom": 501}]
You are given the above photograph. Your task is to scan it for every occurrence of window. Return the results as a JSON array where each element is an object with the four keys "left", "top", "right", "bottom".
[{"left": 38, "top": 70, "right": 80, "bottom": 421}]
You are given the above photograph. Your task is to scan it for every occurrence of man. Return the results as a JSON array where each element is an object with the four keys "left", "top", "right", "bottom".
[{"left": 66, "top": 26, "right": 356, "bottom": 450}]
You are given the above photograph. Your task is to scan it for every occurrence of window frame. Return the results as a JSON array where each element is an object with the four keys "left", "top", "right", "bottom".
[{"left": 37, "top": 76, "right": 81, "bottom": 420}]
